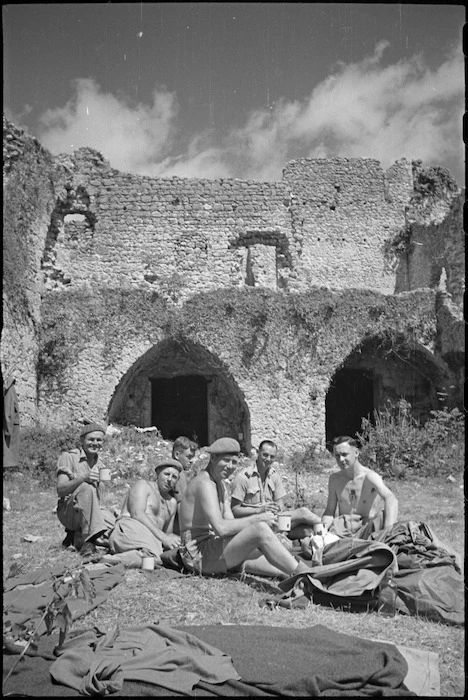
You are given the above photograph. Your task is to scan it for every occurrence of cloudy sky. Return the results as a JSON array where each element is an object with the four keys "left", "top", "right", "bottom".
[{"left": 3, "top": 2, "right": 464, "bottom": 184}]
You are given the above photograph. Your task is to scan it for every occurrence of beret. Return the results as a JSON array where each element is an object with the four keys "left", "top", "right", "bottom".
[
  {"left": 154, "top": 458, "right": 183, "bottom": 472},
  {"left": 80, "top": 422, "right": 106, "bottom": 437},
  {"left": 206, "top": 437, "right": 241, "bottom": 454}
]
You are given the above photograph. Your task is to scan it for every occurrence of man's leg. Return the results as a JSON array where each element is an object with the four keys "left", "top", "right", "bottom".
[
  {"left": 287, "top": 506, "right": 321, "bottom": 541},
  {"left": 58, "top": 483, "right": 112, "bottom": 550},
  {"left": 222, "top": 522, "right": 307, "bottom": 578}
]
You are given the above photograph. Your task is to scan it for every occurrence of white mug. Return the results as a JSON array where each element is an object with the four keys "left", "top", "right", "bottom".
[
  {"left": 99, "top": 468, "right": 111, "bottom": 482},
  {"left": 141, "top": 556, "right": 155, "bottom": 571},
  {"left": 277, "top": 514, "right": 291, "bottom": 532}
]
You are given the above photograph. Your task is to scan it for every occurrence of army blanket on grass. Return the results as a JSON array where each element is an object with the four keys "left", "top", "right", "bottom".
[
  {"left": 3, "top": 623, "right": 423, "bottom": 696},
  {"left": 266, "top": 520, "right": 464, "bottom": 627},
  {"left": 3, "top": 562, "right": 125, "bottom": 637},
  {"left": 369, "top": 520, "right": 464, "bottom": 626}
]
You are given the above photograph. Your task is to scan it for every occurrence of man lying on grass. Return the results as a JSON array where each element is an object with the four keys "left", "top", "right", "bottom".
[
  {"left": 310, "top": 435, "right": 399, "bottom": 545},
  {"left": 108, "top": 458, "right": 183, "bottom": 568},
  {"left": 178, "top": 437, "right": 311, "bottom": 579},
  {"left": 56, "top": 422, "right": 116, "bottom": 557}
]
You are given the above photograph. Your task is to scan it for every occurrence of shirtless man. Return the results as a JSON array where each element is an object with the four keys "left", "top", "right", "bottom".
[
  {"left": 231, "top": 439, "right": 322, "bottom": 541},
  {"left": 319, "top": 436, "right": 398, "bottom": 539},
  {"left": 178, "top": 437, "right": 311, "bottom": 579},
  {"left": 108, "top": 457, "right": 182, "bottom": 566},
  {"left": 171, "top": 435, "right": 197, "bottom": 535}
]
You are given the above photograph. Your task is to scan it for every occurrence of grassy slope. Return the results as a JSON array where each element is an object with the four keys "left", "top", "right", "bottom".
[{"left": 2, "top": 457, "right": 465, "bottom": 697}]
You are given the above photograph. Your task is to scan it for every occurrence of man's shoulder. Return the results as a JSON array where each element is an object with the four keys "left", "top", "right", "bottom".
[
  {"left": 58, "top": 447, "right": 81, "bottom": 459},
  {"left": 268, "top": 466, "right": 282, "bottom": 479},
  {"left": 231, "top": 466, "right": 256, "bottom": 483}
]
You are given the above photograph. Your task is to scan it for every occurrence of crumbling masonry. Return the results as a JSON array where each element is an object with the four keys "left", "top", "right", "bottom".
[{"left": 2, "top": 117, "right": 464, "bottom": 453}]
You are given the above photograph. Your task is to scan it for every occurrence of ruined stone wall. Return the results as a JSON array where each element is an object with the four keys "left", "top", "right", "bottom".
[
  {"left": 2, "top": 118, "right": 463, "bottom": 449},
  {"left": 2, "top": 118, "right": 67, "bottom": 422},
  {"left": 42, "top": 149, "right": 420, "bottom": 302},
  {"left": 282, "top": 158, "right": 414, "bottom": 294},
  {"left": 403, "top": 193, "right": 464, "bottom": 306},
  {"left": 36, "top": 285, "right": 451, "bottom": 452},
  {"left": 45, "top": 149, "right": 291, "bottom": 300}
]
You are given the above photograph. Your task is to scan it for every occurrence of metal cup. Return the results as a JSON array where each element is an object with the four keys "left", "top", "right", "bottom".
[
  {"left": 277, "top": 514, "right": 291, "bottom": 532},
  {"left": 99, "top": 468, "right": 111, "bottom": 482},
  {"left": 141, "top": 556, "right": 155, "bottom": 571}
]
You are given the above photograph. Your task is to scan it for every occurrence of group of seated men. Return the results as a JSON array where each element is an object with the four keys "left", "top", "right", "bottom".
[{"left": 56, "top": 423, "right": 399, "bottom": 578}]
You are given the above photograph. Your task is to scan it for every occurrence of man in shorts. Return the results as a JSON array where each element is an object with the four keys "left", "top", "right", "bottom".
[
  {"left": 108, "top": 457, "right": 182, "bottom": 567},
  {"left": 178, "top": 437, "right": 311, "bottom": 578}
]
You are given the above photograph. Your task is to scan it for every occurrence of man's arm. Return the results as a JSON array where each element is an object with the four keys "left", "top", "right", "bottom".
[
  {"left": 321, "top": 474, "right": 339, "bottom": 531},
  {"left": 127, "top": 481, "right": 177, "bottom": 549},
  {"left": 199, "top": 477, "right": 276, "bottom": 537},
  {"left": 231, "top": 497, "right": 278, "bottom": 517},
  {"left": 366, "top": 472, "right": 399, "bottom": 527}
]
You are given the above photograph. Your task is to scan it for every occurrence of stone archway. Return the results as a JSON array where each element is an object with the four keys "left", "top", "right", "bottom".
[
  {"left": 107, "top": 338, "right": 251, "bottom": 451},
  {"left": 325, "top": 335, "right": 449, "bottom": 449}
]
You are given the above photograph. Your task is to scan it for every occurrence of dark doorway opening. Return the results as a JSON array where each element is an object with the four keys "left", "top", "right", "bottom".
[
  {"left": 326, "top": 369, "right": 374, "bottom": 450},
  {"left": 151, "top": 375, "right": 208, "bottom": 445}
]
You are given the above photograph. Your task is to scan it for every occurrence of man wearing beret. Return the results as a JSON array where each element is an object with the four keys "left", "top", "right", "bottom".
[
  {"left": 178, "top": 437, "right": 311, "bottom": 578},
  {"left": 56, "top": 422, "right": 116, "bottom": 556},
  {"left": 108, "top": 457, "right": 182, "bottom": 567}
]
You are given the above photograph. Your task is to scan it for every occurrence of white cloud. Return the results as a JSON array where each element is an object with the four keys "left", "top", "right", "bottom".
[
  {"left": 34, "top": 43, "right": 464, "bottom": 183},
  {"left": 37, "top": 78, "right": 178, "bottom": 174}
]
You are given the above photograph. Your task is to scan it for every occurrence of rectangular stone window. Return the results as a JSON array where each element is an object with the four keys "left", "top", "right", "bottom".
[{"left": 245, "top": 244, "right": 277, "bottom": 289}]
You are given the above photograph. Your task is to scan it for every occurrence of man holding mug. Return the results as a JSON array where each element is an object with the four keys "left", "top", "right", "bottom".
[
  {"left": 230, "top": 439, "right": 322, "bottom": 543},
  {"left": 56, "top": 422, "right": 116, "bottom": 557}
]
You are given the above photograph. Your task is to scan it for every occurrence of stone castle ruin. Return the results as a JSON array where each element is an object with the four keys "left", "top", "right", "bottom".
[{"left": 2, "top": 117, "right": 464, "bottom": 453}]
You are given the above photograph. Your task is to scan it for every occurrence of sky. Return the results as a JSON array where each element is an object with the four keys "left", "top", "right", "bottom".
[{"left": 3, "top": 2, "right": 465, "bottom": 185}]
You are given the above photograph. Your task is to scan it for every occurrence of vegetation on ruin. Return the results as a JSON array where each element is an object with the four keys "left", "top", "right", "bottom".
[
  {"left": 37, "top": 285, "right": 437, "bottom": 394},
  {"left": 411, "top": 160, "right": 459, "bottom": 202}
]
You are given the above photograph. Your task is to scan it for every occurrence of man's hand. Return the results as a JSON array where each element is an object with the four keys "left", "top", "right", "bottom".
[
  {"left": 164, "top": 533, "right": 181, "bottom": 549},
  {"left": 85, "top": 471, "right": 99, "bottom": 485},
  {"left": 256, "top": 511, "right": 277, "bottom": 527},
  {"left": 265, "top": 501, "right": 281, "bottom": 513}
]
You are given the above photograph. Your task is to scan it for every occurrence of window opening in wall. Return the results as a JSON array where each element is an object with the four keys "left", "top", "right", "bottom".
[
  {"left": 151, "top": 375, "right": 208, "bottom": 445},
  {"left": 325, "top": 369, "right": 374, "bottom": 450}
]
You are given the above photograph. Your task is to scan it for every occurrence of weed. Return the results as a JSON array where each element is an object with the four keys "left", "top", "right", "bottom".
[
  {"left": 358, "top": 400, "right": 464, "bottom": 478},
  {"left": 3, "top": 564, "right": 96, "bottom": 693}
]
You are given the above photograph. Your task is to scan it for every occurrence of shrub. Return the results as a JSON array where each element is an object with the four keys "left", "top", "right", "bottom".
[
  {"left": 358, "top": 400, "right": 464, "bottom": 478},
  {"left": 16, "top": 423, "right": 78, "bottom": 486}
]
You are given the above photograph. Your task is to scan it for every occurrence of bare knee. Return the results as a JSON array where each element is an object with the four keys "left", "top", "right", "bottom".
[{"left": 253, "top": 521, "right": 278, "bottom": 546}]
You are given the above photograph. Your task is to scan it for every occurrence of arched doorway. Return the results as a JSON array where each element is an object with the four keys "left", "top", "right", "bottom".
[
  {"left": 326, "top": 368, "right": 374, "bottom": 447},
  {"left": 108, "top": 339, "right": 251, "bottom": 451},
  {"left": 151, "top": 375, "right": 208, "bottom": 445},
  {"left": 325, "top": 335, "right": 447, "bottom": 450}
]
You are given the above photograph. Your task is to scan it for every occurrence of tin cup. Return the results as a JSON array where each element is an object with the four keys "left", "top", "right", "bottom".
[
  {"left": 277, "top": 514, "right": 291, "bottom": 532},
  {"left": 141, "top": 556, "right": 155, "bottom": 571},
  {"left": 99, "top": 468, "right": 111, "bottom": 482}
]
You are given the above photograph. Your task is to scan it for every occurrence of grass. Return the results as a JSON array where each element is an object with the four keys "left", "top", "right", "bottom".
[{"left": 2, "top": 445, "right": 465, "bottom": 697}]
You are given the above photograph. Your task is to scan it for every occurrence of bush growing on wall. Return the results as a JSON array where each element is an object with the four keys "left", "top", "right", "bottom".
[{"left": 359, "top": 400, "right": 463, "bottom": 478}]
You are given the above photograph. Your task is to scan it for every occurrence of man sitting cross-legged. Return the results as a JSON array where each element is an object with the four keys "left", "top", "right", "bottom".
[
  {"left": 178, "top": 437, "right": 311, "bottom": 579},
  {"left": 108, "top": 458, "right": 182, "bottom": 568},
  {"left": 230, "top": 439, "right": 322, "bottom": 543},
  {"left": 318, "top": 435, "right": 399, "bottom": 540}
]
